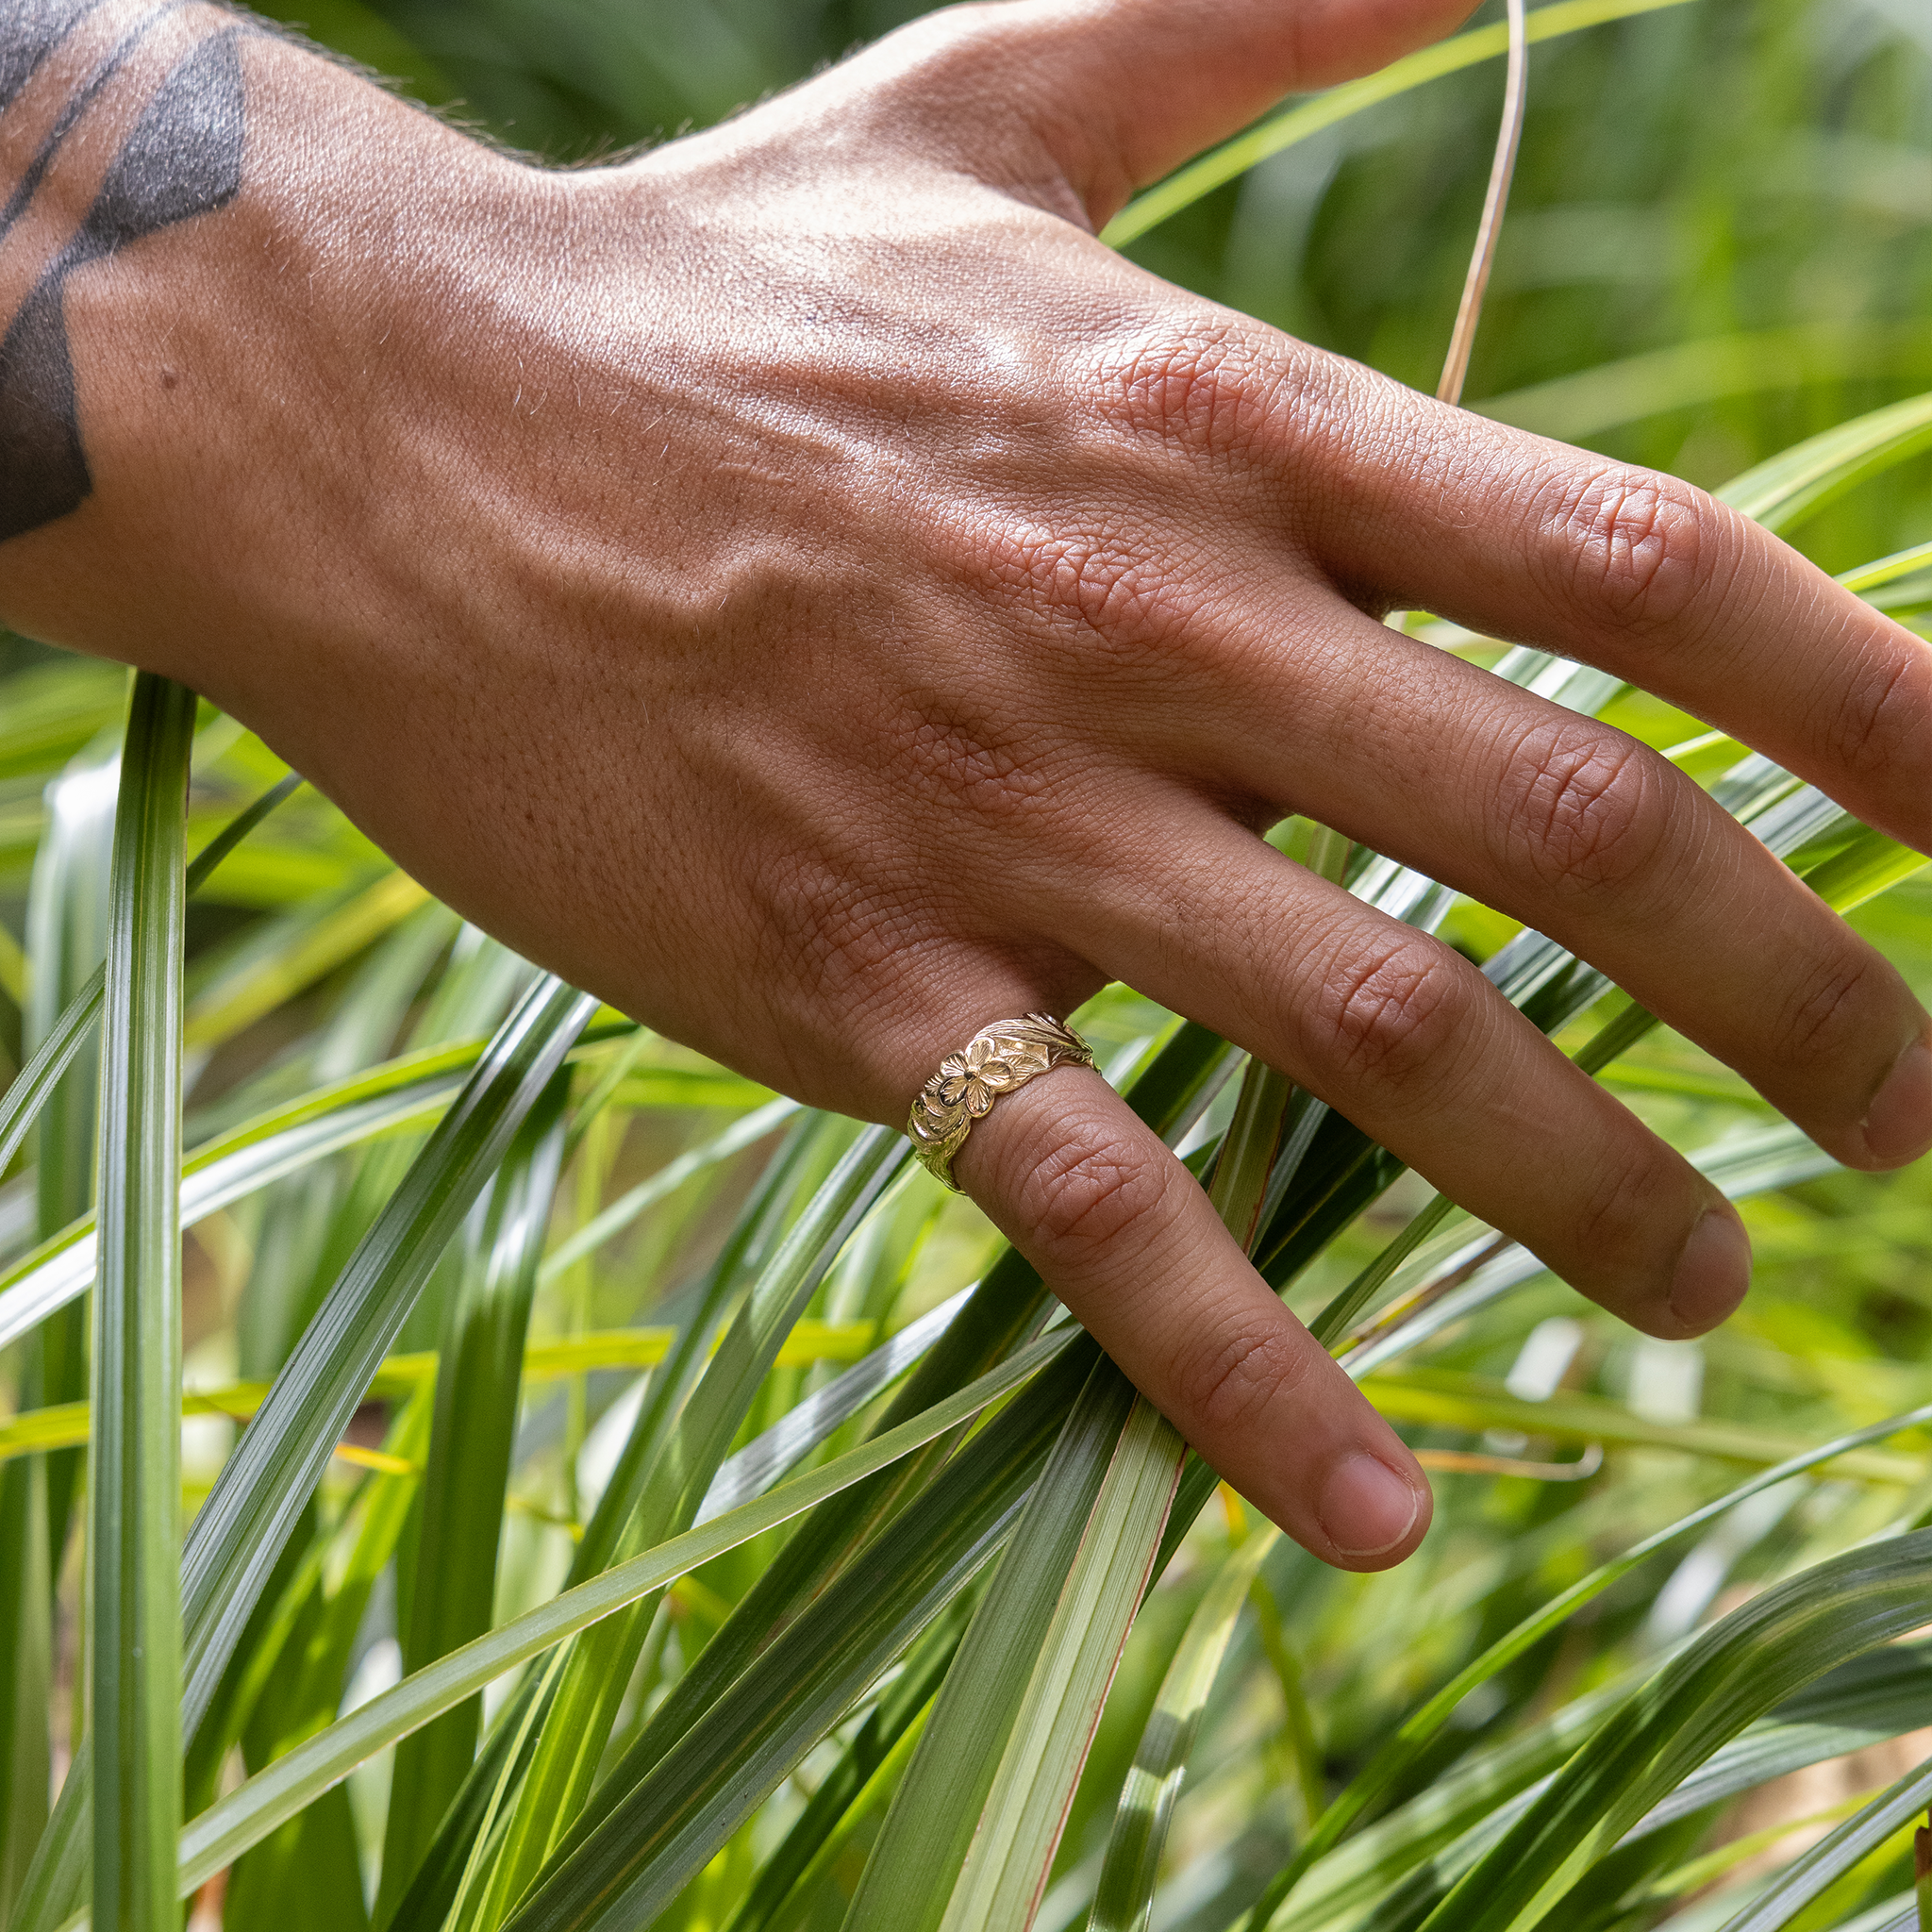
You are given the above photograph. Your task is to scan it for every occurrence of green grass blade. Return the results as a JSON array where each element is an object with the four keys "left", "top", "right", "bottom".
[
  {"left": 377, "top": 1072, "right": 571, "bottom": 1917},
  {"left": 223, "top": 1391, "right": 430, "bottom": 1931},
  {"left": 20, "top": 726, "right": 119, "bottom": 1720},
  {"left": 720, "top": 1599, "right": 974, "bottom": 1932},
  {"left": 535, "top": 1096, "right": 798, "bottom": 1284},
  {"left": 0, "top": 1320, "right": 892, "bottom": 1469},
  {"left": 846, "top": 1058, "right": 1282, "bottom": 1932},
  {"left": 178, "top": 975, "right": 598, "bottom": 1729},
  {"left": 8, "top": 1745, "right": 88, "bottom": 1932},
  {"left": 1269, "top": 1644, "right": 1932, "bottom": 1932},
  {"left": 1412, "top": 1530, "right": 1932, "bottom": 1932},
  {"left": 0, "top": 773, "right": 302, "bottom": 1182},
  {"left": 940, "top": 1393, "right": 1188, "bottom": 1932},
  {"left": 0, "top": 1443, "right": 50, "bottom": 1924},
  {"left": 752, "top": 1702, "right": 935, "bottom": 1932},
  {"left": 1091, "top": 1527, "right": 1282, "bottom": 1932},
  {"left": 694, "top": 1286, "right": 968, "bottom": 1524},
  {"left": 1709, "top": 1750, "right": 1932, "bottom": 1932},
  {"left": 1718, "top": 391, "right": 1932, "bottom": 534},
  {"left": 565, "top": 1112, "right": 854, "bottom": 1586},
  {"left": 844, "top": 1359, "right": 1139, "bottom": 1932},
  {"left": 408, "top": 1026, "right": 1217, "bottom": 1932},
  {"left": 0, "top": 1017, "right": 631, "bottom": 1358},
  {"left": 170, "top": 1329, "right": 1074, "bottom": 1898},
  {"left": 1838, "top": 540, "right": 1932, "bottom": 597},
  {"left": 90, "top": 673, "right": 196, "bottom": 1932},
  {"left": 374, "top": 1116, "right": 850, "bottom": 1932},
  {"left": 854, "top": 1058, "right": 1286, "bottom": 1932},
  {"left": 6, "top": 998, "right": 611, "bottom": 1928},
  {"left": 1799, "top": 824, "right": 1932, "bottom": 917},
  {"left": 1474, "top": 324, "right": 1932, "bottom": 441},
  {"left": 501, "top": 1339, "right": 1101, "bottom": 1932},
  {"left": 183, "top": 869, "right": 428, "bottom": 1051},
  {"left": 1245, "top": 1398, "right": 1932, "bottom": 1928},
  {"left": 1359, "top": 1371, "right": 1922, "bottom": 1480},
  {"left": 495, "top": 1039, "right": 1213, "bottom": 1930},
  {"left": 0, "top": 977, "right": 104, "bottom": 1191},
  {"left": 465, "top": 1125, "right": 907, "bottom": 1926},
  {"left": 1310, "top": 1192, "right": 1457, "bottom": 1347}
]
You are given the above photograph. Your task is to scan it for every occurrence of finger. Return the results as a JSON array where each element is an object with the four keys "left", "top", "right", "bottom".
[
  {"left": 1280, "top": 362, "right": 1932, "bottom": 861},
  {"left": 952, "top": 1061, "right": 1433, "bottom": 1567},
  {"left": 1024, "top": 806, "right": 1755, "bottom": 1340},
  {"left": 1120, "top": 577, "right": 1932, "bottom": 1174},
  {"left": 808, "top": 0, "right": 1476, "bottom": 228}
]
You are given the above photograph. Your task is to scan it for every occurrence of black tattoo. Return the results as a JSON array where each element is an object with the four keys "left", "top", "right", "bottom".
[
  {"left": 0, "top": 0, "right": 104, "bottom": 112},
  {"left": 0, "top": 18, "right": 244, "bottom": 541}
]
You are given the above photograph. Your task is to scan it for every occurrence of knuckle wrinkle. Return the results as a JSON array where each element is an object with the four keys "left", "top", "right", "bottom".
[
  {"left": 1830, "top": 650, "right": 1931, "bottom": 787},
  {"left": 1548, "top": 466, "right": 1713, "bottom": 626},
  {"left": 1315, "top": 934, "right": 1464, "bottom": 1085},
  {"left": 1013, "top": 1124, "right": 1171, "bottom": 1259},
  {"left": 1098, "top": 326, "right": 1284, "bottom": 467},
  {"left": 1171, "top": 1324, "right": 1307, "bottom": 1435},
  {"left": 1498, "top": 724, "right": 1664, "bottom": 891}
]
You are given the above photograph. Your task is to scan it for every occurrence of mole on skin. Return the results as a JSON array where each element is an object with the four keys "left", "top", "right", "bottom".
[{"left": 0, "top": 15, "right": 247, "bottom": 541}]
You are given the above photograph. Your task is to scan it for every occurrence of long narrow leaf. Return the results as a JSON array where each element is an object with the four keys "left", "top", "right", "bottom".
[
  {"left": 179, "top": 975, "right": 599, "bottom": 1725},
  {"left": 90, "top": 674, "right": 196, "bottom": 1932},
  {"left": 468, "top": 1125, "right": 907, "bottom": 1924},
  {"left": 941, "top": 1394, "right": 1187, "bottom": 1932},
  {"left": 169, "top": 1327, "right": 1073, "bottom": 1898},
  {"left": 1413, "top": 1530, "right": 1932, "bottom": 1932},
  {"left": 1090, "top": 1527, "right": 1281, "bottom": 1932},
  {"left": 378, "top": 1070, "right": 572, "bottom": 1914},
  {"left": 0, "top": 775, "right": 300, "bottom": 1183},
  {"left": 1100, "top": 0, "right": 1696, "bottom": 245},
  {"left": 844, "top": 1360, "right": 1139, "bottom": 1932}
]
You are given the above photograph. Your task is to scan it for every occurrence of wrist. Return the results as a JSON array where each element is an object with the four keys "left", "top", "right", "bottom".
[{"left": 0, "top": 5, "right": 538, "bottom": 706}]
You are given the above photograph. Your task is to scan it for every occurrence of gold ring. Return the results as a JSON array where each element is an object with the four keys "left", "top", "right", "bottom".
[{"left": 907, "top": 1013, "right": 1095, "bottom": 1191}]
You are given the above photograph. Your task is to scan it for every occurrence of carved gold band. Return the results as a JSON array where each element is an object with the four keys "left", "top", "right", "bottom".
[{"left": 906, "top": 1013, "right": 1096, "bottom": 1191}]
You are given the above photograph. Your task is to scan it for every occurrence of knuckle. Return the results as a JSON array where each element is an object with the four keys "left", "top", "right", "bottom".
[
  {"left": 758, "top": 850, "right": 946, "bottom": 1007},
  {"left": 1010, "top": 1123, "right": 1174, "bottom": 1261},
  {"left": 1569, "top": 1144, "right": 1675, "bottom": 1274},
  {"left": 1541, "top": 464, "right": 1718, "bottom": 627},
  {"left": 1170, "top": 1322, "right": 1310, "bottom": 1436},
  {"left": 1777, "top": 946, "right": 1884, "bottom": 1067},
  {"left": 891, "top": 697, "right": 1061, "bottom": 825},
  {"left": 1092, "top": 323, "right": 1294, "bottom": 468},
  {"left": 1493, "top": 722, "right": 1668, "bottom": 892},
  {"left": 1311, "top": 930, "right": 1469, "bottom": 1087},
  {"left": 968, "top": 512, "right": 1192, "bottom": 659},
  {"left": 1824, "top": 646, "right": 1932, "bottom": 790}
]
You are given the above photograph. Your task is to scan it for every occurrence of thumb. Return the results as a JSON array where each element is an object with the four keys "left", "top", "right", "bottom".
[{"left": 851, "top": 0, "right": 1478, "bottom": 229}]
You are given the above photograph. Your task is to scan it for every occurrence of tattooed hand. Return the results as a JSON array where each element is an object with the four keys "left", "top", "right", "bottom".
[{"left": 7, "top": 0, "right": 1932, "bottom": 1567}]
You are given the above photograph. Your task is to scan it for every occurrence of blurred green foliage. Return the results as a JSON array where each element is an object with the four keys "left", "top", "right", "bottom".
[{"left": 9, "top": 3, "right": 1932, "bottom": 1929}]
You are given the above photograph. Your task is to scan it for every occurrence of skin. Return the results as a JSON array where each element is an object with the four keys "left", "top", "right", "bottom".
[{"left": 4, "top": 0, "right": 1932, "bottom": 1574}]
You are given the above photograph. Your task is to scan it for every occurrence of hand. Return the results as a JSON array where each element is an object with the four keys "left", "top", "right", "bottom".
[{"left": 7, "top": 0, "right": 1932, "bottom": 1570}]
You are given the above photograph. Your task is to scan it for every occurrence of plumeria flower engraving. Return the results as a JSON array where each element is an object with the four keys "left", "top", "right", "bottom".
[
  {"left": 907, "top": 1017, "right": 1094, "bottom": 1190},
  {"left": 938, "top": 1037, "right": 1028, "bottom": 1115}
]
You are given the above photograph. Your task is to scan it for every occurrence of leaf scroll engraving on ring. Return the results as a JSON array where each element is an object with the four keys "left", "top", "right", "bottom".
[{"left": 907, "top": 1013, "right": 1094, "bottom": 1191}]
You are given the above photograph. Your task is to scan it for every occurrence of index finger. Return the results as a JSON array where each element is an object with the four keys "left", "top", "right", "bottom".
[{"left": 1291, "top": 361, "right": 1932, "bottom": 854}]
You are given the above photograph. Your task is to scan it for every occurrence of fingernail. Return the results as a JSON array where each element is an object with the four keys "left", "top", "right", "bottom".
[
  {"left": 1667, "top": 1207, "right": 1752, "bottom": 1332},
  {"left": 1317, "top": 1452, "right": 1422, "bottom": 1557},
  {"left": 1862, "top": 1038, "right": 1932, "bottom": 1167}
]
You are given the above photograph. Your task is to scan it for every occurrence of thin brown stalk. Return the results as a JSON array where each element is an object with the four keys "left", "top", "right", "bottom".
[{"left": 1437, "top": 0, "right": 1529, "bottom": 407}]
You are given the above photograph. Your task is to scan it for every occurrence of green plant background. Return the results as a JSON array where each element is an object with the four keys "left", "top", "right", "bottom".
[{"left": 8, "top": 2, "right": 1932, "bottom": 1930}]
